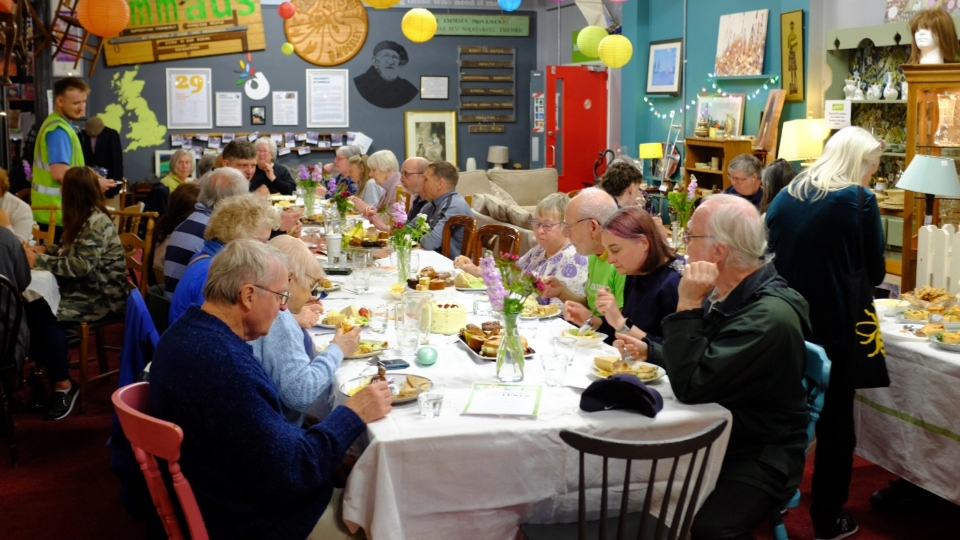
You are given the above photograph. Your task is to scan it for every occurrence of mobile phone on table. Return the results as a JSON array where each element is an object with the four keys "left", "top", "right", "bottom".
[
  {"left": 380, "top": 359, "right": 410, "bottom": 370},
  {"left": 325, "top": 267, "right": 353, "bottom": 275}
]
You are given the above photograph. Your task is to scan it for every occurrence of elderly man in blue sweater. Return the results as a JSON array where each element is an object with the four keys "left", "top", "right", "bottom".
[{"left": 151, "top": 239, "right": 392, "bottom": 539}]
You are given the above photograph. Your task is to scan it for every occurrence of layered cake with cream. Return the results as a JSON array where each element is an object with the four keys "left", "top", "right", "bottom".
[{"left": 430, "top": 303, "right": 468, "bottom": 335}]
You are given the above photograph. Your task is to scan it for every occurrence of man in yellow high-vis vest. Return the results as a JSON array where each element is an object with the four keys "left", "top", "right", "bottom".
[{"left": 33, "top": 77, "right": 116, "bottom": 237}]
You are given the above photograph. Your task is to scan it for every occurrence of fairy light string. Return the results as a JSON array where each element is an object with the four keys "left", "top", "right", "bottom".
[{"left": 641, "top": 73, "right": 781, "bottom": 120}]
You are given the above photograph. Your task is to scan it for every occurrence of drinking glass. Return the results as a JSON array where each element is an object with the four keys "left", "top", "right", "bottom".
[
  {"left": 541, "top": 354, "right": 567, "bottom": 387},
  {"left": 519, "top": 316, "right": 540, "bottom": 339},
  {"left": 418, "top": 384, "right": 444, "bottom": 418},
  {"left": 352, "top": 268, "right": 371, "bottom": 294},
  {"left": 474, "top": 299, "right": 492, "bottom": 316},
  {"left": 369, "top": 304, "right": 391, "bottom": 334},
  {"left": 553, "top": 336, "right": 578, "bottom": 366},
  {"left": 397, "top": 324, "right": 419, "bottom": 357}
]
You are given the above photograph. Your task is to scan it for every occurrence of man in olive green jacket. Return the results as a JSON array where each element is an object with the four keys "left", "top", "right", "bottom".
[{"left": 619, "top": 194, "right": 810, "bottom": 540}]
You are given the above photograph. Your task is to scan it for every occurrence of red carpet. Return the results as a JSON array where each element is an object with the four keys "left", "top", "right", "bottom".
[{"left": 2, "top": 330, "right": 957, "bottom": 539}]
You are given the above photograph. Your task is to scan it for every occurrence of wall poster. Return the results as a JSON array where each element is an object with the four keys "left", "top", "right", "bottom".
[
  {"left": 306, "top": 69, "right": 350, "bottom": 127},
  {"left": 216, "top": 92, "right": 243, "bottom": 127},
  {"left": 272, "top": 91, "right": 299, "bottom": 126},
  {"left": 166, "top": 68, "right": 212, "bottom": 130}
]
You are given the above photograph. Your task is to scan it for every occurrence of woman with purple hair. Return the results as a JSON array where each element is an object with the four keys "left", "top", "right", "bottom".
[{"left": 594, "top": 206, "right": 683, "bottom": 344}]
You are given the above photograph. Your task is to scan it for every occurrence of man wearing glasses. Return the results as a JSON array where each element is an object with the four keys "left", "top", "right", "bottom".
[
  {"left": 541, "top": 188, "right": 625, "bottom": 332},
  {"left": 617, "top": 194, "right": 810, "bottom": 540},
  {"left": 399, "top": 157, "right": 429, "bottom": 222},
  {"left": 419, "top": 161, "right": 473, "bottom": 258},
  {"left": 724, "top": 153, "right": 764, "bottom": 209}
]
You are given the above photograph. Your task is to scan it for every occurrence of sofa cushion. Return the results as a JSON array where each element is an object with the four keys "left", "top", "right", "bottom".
[
  {"left": 487, "top": 168, "right": 559, "bottom": 207},
  {"left": 470, "top": 193, "right": 489, "bottom": 215},
  {"left": 507, "top": 205, "right": 533, "bottom": 230},
  {"left": 488, "top": 182, "right": 518, "bottom": 206},
  {"left": 456, "top": 170, "right": 494, "bottom": 198},
  {"left": 484, "top": 194, "right": 509, "bottom": 222}
]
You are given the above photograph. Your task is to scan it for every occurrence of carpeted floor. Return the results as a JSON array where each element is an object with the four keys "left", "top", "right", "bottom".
[{"left": 2, "top": 335, "right": 958, "bottom": 539}]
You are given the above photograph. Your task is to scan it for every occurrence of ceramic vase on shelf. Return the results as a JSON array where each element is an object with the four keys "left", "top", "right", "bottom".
[
  {"left": 496, "top": 312, "right": 525, "bottom": 383},
  {"left": 883, "top": 82, "right": 899, "bottom": 100},
  {"left": 694, "top": 120, "right": 709, "bottom": 138},
  {"left": 843, "top": 79, "right": 857, "bottom": 99},
  {"left": 867, "top": 84, "right": 882, "bottom": 100}
]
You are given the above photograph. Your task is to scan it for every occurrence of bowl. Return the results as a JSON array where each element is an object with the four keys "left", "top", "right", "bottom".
[
  {"left": 875, "top": 298, "right": 909, "bottom": 318},
  {"left": 560, "top": 329, "right": 607, "bottom": 348}
]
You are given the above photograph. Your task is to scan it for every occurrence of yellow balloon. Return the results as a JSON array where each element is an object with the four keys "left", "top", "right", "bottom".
[
  {"left": 402, "top": 8, "right": 438, "bottom": 43},
  {"left": 598, "top": 35, "right": 633, "bottom": 69},
  {"left": 576, "top": 26, "right": 608, "bottom": 58},
  {"left": 363, "top": 0, "right": 402, "bottom": 8},
  {"left": 281, "top": 42, "right": 295, "bottom": 55}
]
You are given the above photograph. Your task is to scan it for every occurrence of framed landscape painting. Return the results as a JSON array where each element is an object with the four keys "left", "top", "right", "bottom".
[
  {"left": 404, "top": 110, "right": 457, "bottom": 164},
  {"left": 646, "top": 39, "right": 683, "bottom": 95}
]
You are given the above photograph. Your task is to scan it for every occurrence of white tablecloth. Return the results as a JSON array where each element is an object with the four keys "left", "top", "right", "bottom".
[
  {"left": 24, "top": 269, "right": 60, "bottom": 315},
  {"left": 313, "top": 250, "right": 732, "bottom": 540},
  {"left": 855, "top": 334, "right": 960, "bottom": 506}
]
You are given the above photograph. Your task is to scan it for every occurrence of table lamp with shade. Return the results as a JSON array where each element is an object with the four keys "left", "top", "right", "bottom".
[
  {"left": 487, "top": 146, "right": 509, "bottom": 170},
  {"left": 639, "top": 142, "right": 664, "bottom": 180},
  {"left": 896, "top": 155, "right": 960, "bottom": 226},
  {"left": 778, "top": 118, "right": 829, "bottom": 166}
]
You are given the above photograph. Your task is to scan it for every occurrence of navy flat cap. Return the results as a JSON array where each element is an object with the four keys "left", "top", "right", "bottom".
[{"left": 580, "top": 374, "right": 664, "bottom": 417}]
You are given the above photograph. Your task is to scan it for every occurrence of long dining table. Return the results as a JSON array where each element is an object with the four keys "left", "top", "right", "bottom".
[{"left": 309, "top": 248, "right": 733, "bottom": 540}]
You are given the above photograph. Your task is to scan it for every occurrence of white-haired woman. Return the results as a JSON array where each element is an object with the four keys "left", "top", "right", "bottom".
[
  {"left": 352, "top": 150, "right": 401, "bottom": 230},
  {"left": 321, "top": 144, "right": 362, "bottom": 198},
  {"left": 766, "top": 125, "right": 886, "bottom": 538},
  {"left": 249, "top": 235, "right": 360, "bottom": 426},
  {"left": 250, "top": 137, "right": 296, "bottom": 195},
  {"left": 160, "top": 149, "right": 195, "bottom": 192}
]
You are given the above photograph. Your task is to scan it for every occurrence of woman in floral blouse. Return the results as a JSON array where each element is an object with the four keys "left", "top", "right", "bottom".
[
  {"left": 24, "top": 166, "right": 126, "bottom": 420},
  {"left": 456, "top": 193, "right": 588, "bottom": 297}
]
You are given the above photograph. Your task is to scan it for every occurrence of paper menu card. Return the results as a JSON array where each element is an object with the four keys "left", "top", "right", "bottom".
[{"left": 461, "top": 383, "right": 542, "bottom": 417}]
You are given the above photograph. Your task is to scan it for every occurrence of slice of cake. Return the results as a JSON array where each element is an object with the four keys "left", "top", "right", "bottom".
[{"left": 430, "top": 303, "right": 468, "bottom": 335}]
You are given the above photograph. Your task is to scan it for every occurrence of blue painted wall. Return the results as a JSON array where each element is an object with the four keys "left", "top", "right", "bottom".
[{"left": 622, "top": 0, "right": 809, "bottom": 176}]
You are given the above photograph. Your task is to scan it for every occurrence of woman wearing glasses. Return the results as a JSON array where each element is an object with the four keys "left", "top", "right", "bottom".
[
  {"left": 321, "top": 144, "right": 362, "bottom": 198},
  {"left": 725, "top": 153, "right": 764, "bottom": 209},
  {"left": 249, "top": 235, "right": 361, "bottom": 426},
  {"left": 594, "top": 206, "right": 683, "bottom": 345},
  {"left": 455, "top": 193, "right": 588, "bottom": 297},
  {"left": 353, "top": 150, "right": 402, "bottom": 231},
  {"left": 169, "top": 194, "right": 280, "bottom": 324}
]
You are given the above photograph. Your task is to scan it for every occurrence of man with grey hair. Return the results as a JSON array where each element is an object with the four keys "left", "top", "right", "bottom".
[
  {"left": 151, "top": 239, "right": 392, "bottom": 540},
  {"left": 725, "top": 153, "right": 764, "bottom": 209},
  {"left": 400, "top": 156, "right": 430, "bottom": 222},
  {"left": 617, "top": 194, "right": 810, "bottom": 539},
  {"left": 163, "top": 167, "right": 248, "bottom": 296},
  {"left": 541, "top": 187, "right": 625, "bottom": 332}
]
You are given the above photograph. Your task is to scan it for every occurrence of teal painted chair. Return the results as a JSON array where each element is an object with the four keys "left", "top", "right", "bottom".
[{"left": 770, "top": 342, "right": 832, "bottom": 540}]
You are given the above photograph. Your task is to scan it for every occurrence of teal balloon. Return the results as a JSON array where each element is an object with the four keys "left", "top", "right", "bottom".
[
  {"left": 498, "top": 0, "right": 521, "bottom": 12},
  {"left": 417, "top": 346, "right": 438, "bottom": 366}
]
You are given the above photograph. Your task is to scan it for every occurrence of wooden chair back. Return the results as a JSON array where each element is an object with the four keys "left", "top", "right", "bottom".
[
  {"left": 14, "top": 188, "right": 29, "bottom": 203},
  {"left": 29, "top": 205, "right": 57, "bottom": 246},
  {"left": 561, "top": 419, "right": 728, "bottom": 540},
  {"left": 0, "top": 274, "right": 24, "bottom": 467},
  {"left": 108, "top": 209, "right": 158, "bottom": 296},
  {"left": 112, "top": 203, "right": 146, "bottom": 234},
  {"left": 471, "top": 224, "right": 521, "bottom": 264},
  {"left": 112, "top": 382, "right": 209, "bottom": 540},
  {"left": 441, "top": 215, "right": 477, "bottom": 259}
]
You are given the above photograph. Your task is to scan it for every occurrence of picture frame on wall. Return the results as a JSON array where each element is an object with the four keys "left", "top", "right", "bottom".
[
  {"left": 696, "top": 93, "right": 746, "bottom": 136},
  {"left": 780, "top": 10, "right": 805, "bottom": 102},
  {"left": 404, "top": 110, "right": 457, "bottom": 164},
  {"left": 646, "top": 39, "right": 683, "bottom": 95},
  {"left": 155, "top": 150, "right": 177, "bottom": 178},
  {"left": 420, "top": 76, "right": 449, "bottom": 100},
  {"left": 251, "top": 106, "right": 266, "bottom": 125},
  {"left": 714, "top": 10, "right": 768, "bottom": 76}
]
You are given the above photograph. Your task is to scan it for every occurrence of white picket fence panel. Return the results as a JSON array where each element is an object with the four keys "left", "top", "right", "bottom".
[{"left": 916, "top": 224, "right": 960, "bottom": 294}]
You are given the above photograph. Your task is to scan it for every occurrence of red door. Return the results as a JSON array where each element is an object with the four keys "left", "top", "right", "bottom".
[{"left": 545, "top": 66, "right": 608, "bottom": 193}]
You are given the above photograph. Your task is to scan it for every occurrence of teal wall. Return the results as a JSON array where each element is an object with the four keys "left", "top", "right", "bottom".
[{"left": 622, "top": 0, "right": 810, "bottom": 176}]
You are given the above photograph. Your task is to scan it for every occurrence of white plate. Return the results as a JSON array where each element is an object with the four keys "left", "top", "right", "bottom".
[
  {"left": 880, "top": 323, "right": 930, "bottom": 342},
  {"left": 342, "top": 341, "right": 389, "bottom": 359},
  {"left": 339, "top": 373, "right": 432, "bottom": 403},
  {"left": 930, "top": 336, "right": 960, "bottom": 353},
  {"left": 456, "top": 287, "right": 488, "bottom": 293},
  {"left": 316, "top": 317, "right": 370, "bottom": 330},
  {"left": 316, "top": 282, "right": 342, "bottom": 293},
  {"left": 560, "top": 330, "right": 607, "bottom": 347},
  {"left": 590, "top": 364, "right": 665, "bottom": 384},
  {"left": 894, "top": 315, "right": 960, "bottom": 330}
]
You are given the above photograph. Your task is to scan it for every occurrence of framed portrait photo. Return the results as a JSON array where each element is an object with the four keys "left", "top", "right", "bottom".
[
  {"left": 780, "top": 10, "right": 805, "bottom": 102},
  {"left": 646, "top": 39, "right": 683, "bottom": 95},
  {"left": 404, "top": 110, "right": 457, "bottom": 164},
  {"left": 696, "top": 93, "right": 746, "bottom": 136},
  {"left": 250, "top": 106, "right": 266, "bottom": 126}
]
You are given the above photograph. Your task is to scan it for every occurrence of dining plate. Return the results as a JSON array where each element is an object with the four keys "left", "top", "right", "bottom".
[
  {"left": 315, "top": 282, "right": 342, "bottom": 293},
  {"left": 591, "top": 364, "right": 665, "bottom": 383},
  {"left": 317, "top": 318, "right": 370, "bottom": 331},
  {"left": 560, "top": 329, "right": 607, "bottom": 348},
  {"left": 880, "top": 323, "right": 930, "bottom": 343},
  {"left": 929, "top": 334, "right": 960, "bottom": 353},
  {"left": 339, "top": 373, "right": 432, "bottom": 404},
  {"left": 894, "top": 315, "right": 960, "bottom": 330},
  {"left": 340, "top": 340, "right": 389, "bottom": 359},
  {"left": 456, "top": 287, "right": 488, "bottom": 293},
  {"left": 456, "top": 334, "right": 535, "bottom": 361}
]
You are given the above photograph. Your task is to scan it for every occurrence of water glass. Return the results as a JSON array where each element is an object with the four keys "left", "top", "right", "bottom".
[
  {"left": 474, "top": 299, "right": 492, "bottom": 316},
  {"left": 519, "top": 316, "right": 540, "bottom": 339},
  {"left": 541, "top": 354, "right": 567, "bottom": 387},
  {"left": 418, "top": 385, "right": 444, "bottom": 418},
  {"left": 352, "top": 268, "right": 371, "bottom": 294},
  {"left": 369, "top": 304, "right": 391, "bottom": 334},
  {"left": 553, "top": 336, "right": 578, "bottom": 366},
  {"left": 397, "top": 324, "right": 419, "bottom": 357},
  {"left": 390, "top": 251, "right": 420, "bottom": 275}
]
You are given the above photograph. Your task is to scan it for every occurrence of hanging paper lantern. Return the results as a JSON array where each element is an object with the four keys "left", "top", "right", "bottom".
[
  {"left": 598, "top": 35, "right": 633, "bottom": 69},
  {"left": 402, "top": 9, "right": 438, "bottom": 43},
  {"left": 576, "top": 26, "right": 608, "bottom": 58},
  {"left": 76, "top": 0, "right": 130, "bottom": 38},
  {"left": 281, "top": 42, "right": 295, "bottom": 55},
  {"left": 363, "top": 0, "right": 402, "bottom": 8},
  {"left": 278, "top": 2, "right": 297, "bottom": 19},
  {"left": 498, "top": 0, "right": 521, "bottom": 11}
]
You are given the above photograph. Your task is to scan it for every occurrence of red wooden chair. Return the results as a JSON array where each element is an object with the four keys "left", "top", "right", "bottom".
[{"left": 112, "top": 382, "right": 209, "bottom": 540}]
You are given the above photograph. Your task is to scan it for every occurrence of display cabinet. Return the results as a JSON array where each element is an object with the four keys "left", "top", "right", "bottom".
[{"left": 682, "top": 137, "right": 753, "bottom": 191}]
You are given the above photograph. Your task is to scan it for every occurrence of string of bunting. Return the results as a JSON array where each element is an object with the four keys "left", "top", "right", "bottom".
[{"left": 641, "top": 73, "right": 781, "bottom": 120}]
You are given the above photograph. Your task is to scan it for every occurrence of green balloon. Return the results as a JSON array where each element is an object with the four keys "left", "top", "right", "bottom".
[
  {"left": 281, "top": 42, "right": 295, "bottom": 56},
  {"left": 577, "top": 26, "right": 608, "bottom": 58}
]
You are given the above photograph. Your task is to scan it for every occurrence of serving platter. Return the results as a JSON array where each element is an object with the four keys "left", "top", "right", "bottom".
[{"left": 456, "top": 334, "right": 535, "bottom": 362}]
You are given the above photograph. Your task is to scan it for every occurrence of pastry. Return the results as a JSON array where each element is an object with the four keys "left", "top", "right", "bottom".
[
  {"left": 419, "top": 266, "right": 437, "bottom": 279},
  {"left": 349, "top": 237, "right": 362, "bottom": 247},
  {"left": 482, "top": 321, "right": 503, "bottom": 334},
  {"left": 915, "top": 323, "right": 946, "bottom": 337},
  {"left": 429, "top": 279, "right": 446, "bottom": 290},
  {"left": 320, "top": 278, "right": 333, "bottom": 289},
  {"left": 419, "top": 277, "right": 431, "bottom": 289},
  {"left": 379, "top": 231, "right": 390, "bottom": 240},
  {"left": 903, "top": 309, "right": 928, "bottom": 321},
  {"left": 430, "top": 303, "right": 468, "bottom": 335},
  {"left": 943, "top": 332, "right": 960, "bottom": 345},
  {"left": 407, "top": 277, "right": 419, "bottom": 289},
  {"left": 594, "top": 356, "right": 623, "bottom": 372},
  {"left": 322, "top": 311, "right": 344, "bottom": 327},
  {"left": 435, "top": 271, "right": 451, "bottom": 281},
  {"left": 481, "top": 335, "right": 527, "bottom": 357}
]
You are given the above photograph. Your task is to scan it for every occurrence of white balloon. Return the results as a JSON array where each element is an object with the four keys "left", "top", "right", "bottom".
[{"left": 244, "top": 71, "right": 271, "bottom": 101}]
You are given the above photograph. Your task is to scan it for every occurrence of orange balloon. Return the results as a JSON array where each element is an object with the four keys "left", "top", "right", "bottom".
[{"left": 76, "top": 0, "right": 130, "bottom": 38}]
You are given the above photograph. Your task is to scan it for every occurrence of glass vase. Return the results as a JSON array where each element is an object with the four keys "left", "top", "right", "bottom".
[
  {"left": 496, "top": 312, "right": 525, "bottom": 383},
  {"left": 396, "top": 245, "right": 412, "bottom": 284},
  {"left": 301, "top": 186, "right": 316, "bottom": 216}
]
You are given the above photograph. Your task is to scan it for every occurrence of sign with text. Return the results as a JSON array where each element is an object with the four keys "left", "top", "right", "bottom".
[
  {"left": 104, "top": 0, "right": 266, "bottom": 67},
  {"left": 436, "top": 14, "right": 530, "bottom": 37},
  {"left": 824, "top": 100, "right": 851, "bottom": 129}
]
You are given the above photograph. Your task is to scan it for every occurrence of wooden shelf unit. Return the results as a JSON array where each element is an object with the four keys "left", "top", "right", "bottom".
[{"left": 682, "top": 137, "right": 754, "bottom": 191}]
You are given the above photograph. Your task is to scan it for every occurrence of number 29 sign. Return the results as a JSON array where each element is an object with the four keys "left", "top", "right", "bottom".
[{"left": 167, "top": 68, "right": 213, "bottom": 130}]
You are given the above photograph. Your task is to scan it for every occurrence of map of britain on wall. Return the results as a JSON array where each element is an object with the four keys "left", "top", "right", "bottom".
[
  {"left": 714, "top": 9, "right": 768, "bottom": 76},
  {"left": 285, "top": 0, "right": 369, "bottom": 67},
  {"left": 885, "top": 1, "right": 960, "bottom": 23},
  {"left": 98, "top": 66, "right": 168, "bottom": 151}
]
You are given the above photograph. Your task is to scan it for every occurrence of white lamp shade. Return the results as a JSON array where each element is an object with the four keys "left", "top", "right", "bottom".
[
  {"left": 487, "top": 146, "right": 509, "bottom": 167},
  {"left": 897, "top": 155, "right": 960, "bottom": 197},
  {"left": 778, "top": 119, "right": 829, "bottom": 162}
]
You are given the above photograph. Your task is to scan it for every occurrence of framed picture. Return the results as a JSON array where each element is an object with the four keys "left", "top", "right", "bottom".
[
  {"left": 646, "top": 39, "right": 683, "bottom": 95},
  {"left": 420, "top": 76, "right": 449, "bottom": 100},
  {"left": 696, "top": 93, "right": 746, "bottom": 136},
  {"left": 404, "top": 110, "right": 457, "bottom": 164},
  {"left": 251, "top": 106, "right": 266, "bottom": 125},
  {"left": 166, "top": 68, "right": 213, "bottom": 129},
  {"left": 715, "top": 10, "right": 768, "bottom": 76},
  {"left": 780, "top": 10, "right": 805, "bottom": 102},
  {"left": 155, "top": 150, "right": 176, "bottom": 178}
]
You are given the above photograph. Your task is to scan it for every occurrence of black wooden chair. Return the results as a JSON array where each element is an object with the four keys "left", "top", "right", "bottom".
[
  {"left": 0, "top": 275, "right": 25, "bottom": 467},
  {"left": 522, "top": 418, "right": 728, "bottom": 540}
]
